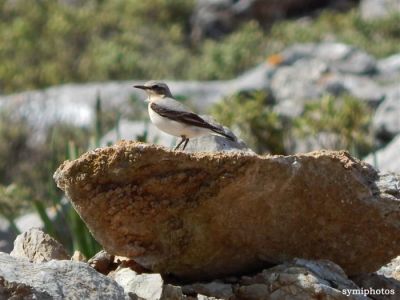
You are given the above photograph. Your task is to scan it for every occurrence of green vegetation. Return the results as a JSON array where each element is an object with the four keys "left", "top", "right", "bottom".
[
  {"left": 294, "top": 94, "right": 373, "bottom": 157},
  {"left": 1, "top": 0, "right": 399, "bottom": 93},
  {"left": 211, "top": 90, "right": 286, "bottom": 154},
  {"left": 0, "top": 184, "right": 30, "bottom": 234},
  {"left": 0, "top": 97, "right": 113, "bottom": 257},
  {"left": 211, "top": 92, "right": 373, "bottom": 157}
]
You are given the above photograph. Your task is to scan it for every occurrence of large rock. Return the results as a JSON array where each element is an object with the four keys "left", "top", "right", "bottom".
[
  {"left": 54, "top": 141, "right": 400, "bottom": 280},
  {"left": 0, "top": 252, "right": 128, "bottom": 299},
  {"left": 10, "top": 228, "right": 70, "bottom": 263}
]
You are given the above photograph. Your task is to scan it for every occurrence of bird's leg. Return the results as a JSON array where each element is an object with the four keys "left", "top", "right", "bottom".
[
  {"left": 182, "top": 138, "right": 189, "bottom": 150},
  {"left": 175, "top": 136, "right": 186, "bottom": 150}
]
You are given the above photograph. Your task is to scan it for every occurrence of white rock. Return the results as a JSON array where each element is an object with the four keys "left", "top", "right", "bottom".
[{"left": 113, "top": 268, "right": 164, "bottom": 300}]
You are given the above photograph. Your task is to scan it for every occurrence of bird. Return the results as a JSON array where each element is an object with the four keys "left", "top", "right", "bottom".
[{"left": 133, "top": 81, "right": 234, "bottom": 150}]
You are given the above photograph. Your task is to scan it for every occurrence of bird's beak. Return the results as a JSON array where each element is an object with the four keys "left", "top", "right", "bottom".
[{"left": 133, "top": 85, "right": 148, "bottom": 90}]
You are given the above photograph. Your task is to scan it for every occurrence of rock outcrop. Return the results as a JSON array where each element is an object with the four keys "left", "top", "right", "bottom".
[{"left": 54, "top": 141, "right": 400, "bottom": 280}]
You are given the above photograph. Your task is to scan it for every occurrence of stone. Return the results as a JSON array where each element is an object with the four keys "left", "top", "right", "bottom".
[
  {"left": 373, "top": 85, "right": 400, "bottom": 139},
  {"left": 112, "top": 268, "right": 164, "bottom": 300},
  {"left": 270, "top": 58, "right": 328, "bottom": 103},
  {"left": 280, "top": 42, "right": 377, "bottom": 75},
  {"left": 183, "top": 281, "right": 233, "bottom": 299},
  {"left": 377, "top": 256, "right": 400, "bottom": 281},
  {"left": 364, "top": 135, "right": 400, "bottom": 173},
  {"left": 326, "top": 74, "right": 384, "bottom": 105},
  {"left": 332, "top": 49, "right": 376, "bottom": 75},
  {"left": 0, "top": 275, "right": 53, "bottom": 300},
  {"left": 360, "top": 0, "right": 400, "bottom": 20},
  {"left": 88, "top": 250, "right": 115, "bottom": 275},
  {"left": 351, "top": 273, "right": 400, "bottom": 300},
  {"left": 71, "top": 250, "right": 87, "bottom": 262},
  {"left": 54, "top": 141, "right": 400, "bottom": 280},
  {"left": 0, "top": 252, "right": 128, "bottom": 299},
  {"left": 377, "top": 53, "right": 400, "bottom": 83},
  {"left": 10, "top": 228, "right": 70, "bottom": 262},
  {"left": 161, "top": 284, "right": 186, "bottom": 300},
  {"left": 236, "top": 259, "right": 365, "bottom": 300}
]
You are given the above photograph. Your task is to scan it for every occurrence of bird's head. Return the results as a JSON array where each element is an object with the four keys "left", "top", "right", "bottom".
[{"left": 133, "top": 81, "right": 172, "bottom": 99}]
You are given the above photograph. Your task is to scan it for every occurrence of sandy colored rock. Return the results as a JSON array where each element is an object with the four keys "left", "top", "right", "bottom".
[
  {"left": 54, "top": 141, "right": 400, "bottom": 280},
  {"left": 10, "top": 228, "right": 70, "bottom": 263},
  {"left": 71, "top": 250, "right": 87, "bottom": 262}
]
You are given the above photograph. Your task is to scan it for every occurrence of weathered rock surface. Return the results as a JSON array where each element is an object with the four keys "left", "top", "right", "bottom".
[
  {"left": 378, "top": 256, "right": 400, "bottom": 281},
  {"left": 0, "top": 275, "right": 53, "bottom": 300},
  {"left": 237, "top": 259, "right": 366, "bottom": 300},
  {"left": 352, "top": 273, "right": 400, "bottom": 300},
  {"left": 0, "top": 252, "right": 128, "bottom": 299},
  {"left": 112, "top": 268, "right": 164, "bottom": 300},
  {"left": 54, "top": 141, "right": 400, "bottom": 280},
  {"left": 10, "top": 227, "right": 70, "bottom": 262}
]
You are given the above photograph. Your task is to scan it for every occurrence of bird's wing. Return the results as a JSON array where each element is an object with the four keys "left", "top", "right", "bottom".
[{"left": 150, "top": 101, "right": 218, "bottom": 131}]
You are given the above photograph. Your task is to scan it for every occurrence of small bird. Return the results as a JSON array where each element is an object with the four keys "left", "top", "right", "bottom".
[{"left": 134, "top": 81, "right": 234, "bottom": 150}]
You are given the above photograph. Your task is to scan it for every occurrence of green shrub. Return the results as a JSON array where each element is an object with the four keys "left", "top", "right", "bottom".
[
  {"left": 293, "top": 94, "right": 373, "bottom": 157},
  {"left": 211, "top": 90, "right": 286, "bottom": 154}
]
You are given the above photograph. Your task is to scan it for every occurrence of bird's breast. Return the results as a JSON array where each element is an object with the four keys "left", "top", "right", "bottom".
[{"left": 148, "top": 104, "right": 209, "bottom": 138}]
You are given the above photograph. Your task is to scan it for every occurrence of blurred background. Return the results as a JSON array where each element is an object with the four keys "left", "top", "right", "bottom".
[{"left": 0, "top": 0, "right": 399, "bottom": 257}]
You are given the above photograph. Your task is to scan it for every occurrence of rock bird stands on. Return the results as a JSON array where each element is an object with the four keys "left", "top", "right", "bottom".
[{"left": 134, "top": 81, "right": 234, "bottom": 150}]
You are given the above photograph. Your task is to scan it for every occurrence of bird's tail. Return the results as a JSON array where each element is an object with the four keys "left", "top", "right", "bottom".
[{"left": 210, "top": 127, "right": 235, "bottom": 141}]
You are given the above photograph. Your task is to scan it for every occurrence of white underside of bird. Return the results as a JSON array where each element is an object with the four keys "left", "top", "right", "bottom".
[{"left": 148, "top": 97, "right": 218, "bottom": 138}]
